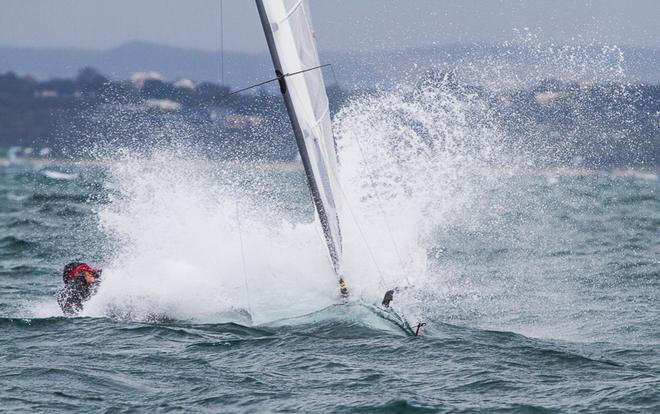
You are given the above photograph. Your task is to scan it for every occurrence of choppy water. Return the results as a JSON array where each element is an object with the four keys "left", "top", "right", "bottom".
[{"left": 0, "top": 158, "right": 658, "bottom": 412}]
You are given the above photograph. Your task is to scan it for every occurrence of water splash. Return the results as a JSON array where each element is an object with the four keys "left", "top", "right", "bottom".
[
  {"left": 334, "top": 75, "right": 515, "bottom": 326},
  {"left": 79, "top": 78, "right": 508, "bottom": 328},
  {"left": 331, "top": 38, "right": 655, "bottom": 342},
  {"left": 60, "top": 35, "right": 655, "bottom": 343},
  {"left": 82, "top": 143, "right": 337, "bottom": 324}
]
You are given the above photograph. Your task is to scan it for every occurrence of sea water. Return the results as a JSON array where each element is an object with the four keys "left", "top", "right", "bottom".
[
  {"left": 1, "top": 62, "right": 659, "bottom": 411},
  {"left": 1, "top": 154, "right": 658, "bottom": 412}
]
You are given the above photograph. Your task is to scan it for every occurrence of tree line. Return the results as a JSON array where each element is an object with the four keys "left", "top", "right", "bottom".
[{"left": 0, "top": 67, "right": 657, "bottom": 168}]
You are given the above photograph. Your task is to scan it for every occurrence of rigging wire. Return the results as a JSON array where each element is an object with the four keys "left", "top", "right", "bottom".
[
  {"left": 350, "top": 132, "right": 410, "bottom": 283},
  {"left": 218, "top": 1, "right": 252, "bottom": 319},
  {"left": 219, "top": 0, "right": 225, "bottom": 85},
  {"left": 235, "top": 199, "right": 253, "bottom": 319},
  {"left": 328, "top": 65, "right": 410, "bottom": 286},
  {"left": 328, "top": 64, "right": 340, "bottom": 86},
  {"left": 226, "top": 64, "right": 331, "bottom": 97},
  {"left": 333, "top": 176, "right": 388, "bottom": 289},
  {"left": 324, "top": 66, "right": 389, "bottom": 287}
]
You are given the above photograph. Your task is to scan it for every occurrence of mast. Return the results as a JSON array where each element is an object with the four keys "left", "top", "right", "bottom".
[{"left": 255, "top": 0, "right": 345, "bottom": 291}]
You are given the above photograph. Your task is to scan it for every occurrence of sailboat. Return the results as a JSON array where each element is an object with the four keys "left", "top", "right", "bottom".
[{"left": 254, "top": 0, "right": 423, "bottom": 336}]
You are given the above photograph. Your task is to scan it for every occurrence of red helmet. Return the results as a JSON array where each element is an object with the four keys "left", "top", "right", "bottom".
[{"left": 62, "top": 262, "right": 102, "bottom": 283}]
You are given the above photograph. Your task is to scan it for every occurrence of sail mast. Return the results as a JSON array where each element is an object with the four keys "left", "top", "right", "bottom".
[{"left": 255, "top": 0, "right": 344, "bottom": 283}]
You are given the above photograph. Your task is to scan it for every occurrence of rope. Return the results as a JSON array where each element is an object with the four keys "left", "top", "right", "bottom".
[{"left": 235, "top": 200, "right": 253, "bottom": 319}]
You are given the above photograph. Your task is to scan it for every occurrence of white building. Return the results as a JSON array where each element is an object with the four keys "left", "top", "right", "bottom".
[{"left": 130, "top": 71, "right": 164, "bottom": 89}]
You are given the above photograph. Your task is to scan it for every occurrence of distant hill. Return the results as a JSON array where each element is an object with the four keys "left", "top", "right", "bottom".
[{"left": 0, "top": 41, "right": 658, "bottom": 89}]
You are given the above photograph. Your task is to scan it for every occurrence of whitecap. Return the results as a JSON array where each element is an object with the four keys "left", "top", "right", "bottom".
[
  {"left": 7, "top": 192, "right": 30, "bottom": 201},
  {"left": 41, "top": 170, "right": 79, "bottom": 181}
]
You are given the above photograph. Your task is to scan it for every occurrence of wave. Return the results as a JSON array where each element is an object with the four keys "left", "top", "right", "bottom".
[
  {"left": 6, "top": 192, "right": 30, "bottom": 201},
  {"left": 0, "top": 217, "right": 45, "bottom": 229},
  {"left": 0, "top": 316, "right": 69, "bottom": 328},
  {"left": 2, "top": 309, "right": 654, "bottom": 378},
  {"left": 0, "top": 236, "right": 36, "bottom": 253},
  {"left": 28, "top": 193, "right": 91, "bottom": 203},
  {"left": 41, "top": 170, "right": 79, "bottom": 181}
]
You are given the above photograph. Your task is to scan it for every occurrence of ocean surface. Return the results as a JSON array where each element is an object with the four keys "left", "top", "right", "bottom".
[{"left": 0, "top": 157, "right": 658, "bottom": 413}]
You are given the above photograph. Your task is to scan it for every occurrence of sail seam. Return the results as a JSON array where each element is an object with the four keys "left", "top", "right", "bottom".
[
  {"left": 305, "top": 106, "right": 330, "bottom": 135},
  {"left": 277, "top": 0, "right": 304, "bottom": 25}
]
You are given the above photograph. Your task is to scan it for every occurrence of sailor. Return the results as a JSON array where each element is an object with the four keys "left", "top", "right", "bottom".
[{"left": 57, "top": 262, "right": 102, "bottom": 316}]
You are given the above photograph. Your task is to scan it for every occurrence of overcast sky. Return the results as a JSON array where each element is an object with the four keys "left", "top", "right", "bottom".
[{"left": 1, "top": 0, "right": 659, "bottom": 53}]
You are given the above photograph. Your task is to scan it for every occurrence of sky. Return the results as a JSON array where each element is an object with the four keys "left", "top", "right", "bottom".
[{"left": 1, "top": 0, "right": 659, "bottom": 53}]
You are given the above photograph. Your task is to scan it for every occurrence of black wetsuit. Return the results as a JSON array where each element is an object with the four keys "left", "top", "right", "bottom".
[{"left": 57, "top": 277, "right": 98, "bottom": 316}]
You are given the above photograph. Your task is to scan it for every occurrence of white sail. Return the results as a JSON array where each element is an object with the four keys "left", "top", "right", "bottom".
[{"left": 256, "top": 0, "right": 344, "bottom": 277}]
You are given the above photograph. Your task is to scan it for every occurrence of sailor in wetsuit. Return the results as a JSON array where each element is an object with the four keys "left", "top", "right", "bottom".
[{"left": 57, "top": 262, "right": 102, "bottom": 316}]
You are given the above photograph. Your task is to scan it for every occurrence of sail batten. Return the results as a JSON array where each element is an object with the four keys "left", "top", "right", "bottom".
[{"left": 255, "top": 0, "right": 344, "bottom": 277}]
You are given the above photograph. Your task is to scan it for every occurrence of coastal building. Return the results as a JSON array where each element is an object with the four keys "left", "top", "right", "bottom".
[{"left": 130, "top": 71, "right": 163, "bottom": 89}]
